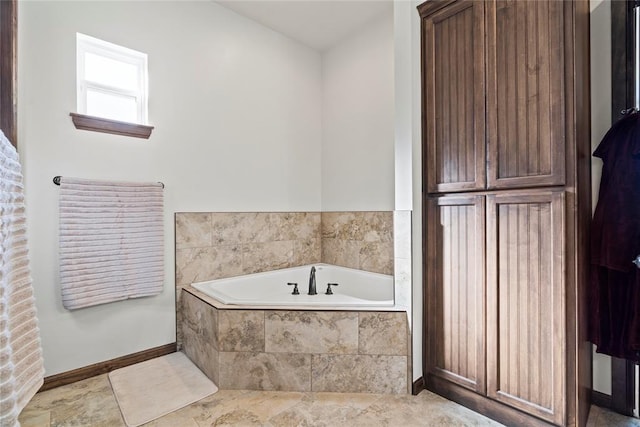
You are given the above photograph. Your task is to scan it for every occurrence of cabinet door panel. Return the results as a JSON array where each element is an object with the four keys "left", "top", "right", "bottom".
[
  {"left": 423, "top": 0, "right": 485, "bottom": 193},
  {"left": 486, "top": 0, "right": 565, "bottom": 188},
  {"left": 426, "top": 195, "right": 485, "bottom": 393},
  {"left": 486, "top": 190, "right": 565, "bottom": 425}
]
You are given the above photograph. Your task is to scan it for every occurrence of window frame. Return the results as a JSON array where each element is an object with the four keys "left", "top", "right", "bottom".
[
  {"left": 76, "top": 33, "right": 149, "bottom": 125},
  {"left": 72, "top": 33, "right": 153, "bottom": 139}
]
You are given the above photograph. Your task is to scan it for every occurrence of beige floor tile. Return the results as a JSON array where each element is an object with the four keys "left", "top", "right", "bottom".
[
  {"left": 19, "top": 374, "right": 124, "bottom": 427},
  {"left": 265, "top": 401, "right": 361, "bottom": 426},
  {"left": 192, "top": 390, "right": 304, "bottom": 426},
  {"left": 17, "top": 369, "right": 640, "bottom": 427},
  {"left": 348, "top": 392, "right": 502, "bottom": 427},
  {"left": 18, "top": 410, "right": 51, "bottom": 427},
  {"left": 145, "top": 414, "right": 200, "bottom": 427},
  {"left": 291, "top": 391, "right": 384, "bottom": 409}
]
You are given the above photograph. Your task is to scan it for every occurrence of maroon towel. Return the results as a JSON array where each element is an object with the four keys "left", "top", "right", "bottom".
[
  {"left": 589, "top": 266, "right": 640, "bottom": 360},
  {"left": 590, "top": 111, "right": 640, "bottom": 361}
]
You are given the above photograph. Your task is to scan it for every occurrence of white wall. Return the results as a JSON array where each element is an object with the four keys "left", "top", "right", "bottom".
[
  {"left": 409, "top": 1, "right": 423, "bottom": 384},
  {"left": 18, "top": 0, "right": 322, "bottom": 376},
  {"left": 394, "top": 1, "right": 414, "bottom": 213},
  {"left": 590, "top": 0, "right": 612, "bottom": 396},
  {"left": 393, "top": 0, "right": 422, "bottom": 382},
  {"left": 321, "top": 11, "right": 395, "bottom": 211}
]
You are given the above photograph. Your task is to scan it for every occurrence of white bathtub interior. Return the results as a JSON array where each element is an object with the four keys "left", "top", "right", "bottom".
[{"left": 191, "top": 263, "right": 394, "bottom": 307}]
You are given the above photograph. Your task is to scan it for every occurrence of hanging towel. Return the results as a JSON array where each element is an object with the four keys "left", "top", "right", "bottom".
[
  {"left": 590, "top": 111, "right": 640, "bottom": 362},
  {"left": 0, "top": 131, "right": 45, "bottom": 427},
  {"left": 58, "top": 177, "right": 164, "bottom": 310}
]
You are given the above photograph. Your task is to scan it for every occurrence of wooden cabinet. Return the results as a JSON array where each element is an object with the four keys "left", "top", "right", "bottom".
[
  {"left": 423, "top": 0, "right": 566, "bottom": 193},
  {"left": 426, "top": 195, "right": 485, "bottom": 393},
  {"left": 485, "top": 0, "right": 566, "bottom": 189},
  {"left": 486, "top": 190, "right": 566, "bottom": 425},
  {"left": 420, "top": 0, "right": 590, "bottom": 426},
  {"left": 427, "top": 189, "right": 567, "bottom": 425},
  {"left": 423, "top": 0, "right": 486, "bottom": 193}
]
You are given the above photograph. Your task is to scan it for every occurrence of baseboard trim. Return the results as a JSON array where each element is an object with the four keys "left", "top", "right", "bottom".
[
  {"left": 412, "top": 376, "right": 425, "bottom": 395},
  {"left": 591, "top": 390, "right": 613, "bottom": 410},
  {"left": 40, "top": 343, "right": 177, "bottom": 392}
]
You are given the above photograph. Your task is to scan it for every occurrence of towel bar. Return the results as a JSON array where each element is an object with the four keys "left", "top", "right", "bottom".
[{"left": 52, "top": 176, "right": 164, "bottom": 188}]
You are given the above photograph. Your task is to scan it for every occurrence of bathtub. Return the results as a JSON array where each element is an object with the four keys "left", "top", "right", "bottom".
[{"left": 191, "top": 263, "right": 394, "bottom": 307}]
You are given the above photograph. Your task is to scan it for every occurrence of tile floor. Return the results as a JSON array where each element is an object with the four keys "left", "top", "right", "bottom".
[
  {"left": 586, "top": 406, "right": 640, "bottom": 427},
  {"left": 18, "top": 373, "right": 640, "bottom": 427}
]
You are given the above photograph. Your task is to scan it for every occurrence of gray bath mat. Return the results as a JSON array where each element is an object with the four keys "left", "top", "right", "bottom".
[{"left": 108, "top": 351, "right": 217, "bottom": 426}]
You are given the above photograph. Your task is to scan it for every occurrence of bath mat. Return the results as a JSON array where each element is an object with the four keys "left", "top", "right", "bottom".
[{"left": 109, "top": 352, "right": 217, "bottom": 427}]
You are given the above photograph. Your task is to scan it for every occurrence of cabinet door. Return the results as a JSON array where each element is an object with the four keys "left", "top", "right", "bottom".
[
  {"left": 486, "top": 0, "right": 565, "bottom": 189},
  {"left": 486, "top": 190, "right": 565, "bottom": 425},
  {"left": 423, "top": 0, "right": 486, "bottom": 193},
  {"left": 426, "top": 194, "right": 485, "bottom": 393}
]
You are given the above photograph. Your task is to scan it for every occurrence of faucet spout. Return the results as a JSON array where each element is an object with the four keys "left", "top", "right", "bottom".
[{"left": 308, "top": 266, "right": 317, "bottom": 295}]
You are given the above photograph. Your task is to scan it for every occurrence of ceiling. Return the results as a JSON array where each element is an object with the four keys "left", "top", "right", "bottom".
[{"left": 215, "top": 0, "right": 393, "bottom": 51}]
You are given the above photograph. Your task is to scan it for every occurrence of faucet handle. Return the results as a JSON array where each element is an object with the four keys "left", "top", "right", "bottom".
[
  {"left": 325, "top": 283, "right": 339, "bottom": 295},
  {"left": 287, "top": 283, "right": 300, "bottom": 295}
]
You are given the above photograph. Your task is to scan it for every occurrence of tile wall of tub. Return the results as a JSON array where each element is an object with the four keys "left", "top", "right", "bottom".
[
  {"left": 320, "top": 212, "right": 394, "bottom": 275},
  {"left": 175, "top": 212, "right": 322, "bottom": 287},
  {"left": 393, "top": 210, "right": 412, "bottom": 313},
  {"left": 175, "top": 212, "right": 394, "bottom": 286},
  {"left": 393, "top": 210, "right": 412, "bottom": 375},
  {"left": 181, "top": 289, "right": 410, "bottom": 394},
  {"left": 175, "top": 211, "right": 396, "bottom": 346}
]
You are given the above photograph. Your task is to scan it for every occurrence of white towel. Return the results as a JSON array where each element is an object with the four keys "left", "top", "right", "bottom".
[
  {"left": 59, "top": 177, "right": 164, "bottom": 310},
  {"left": 0, "top": 131, "right": 45, "bottom": 427}
]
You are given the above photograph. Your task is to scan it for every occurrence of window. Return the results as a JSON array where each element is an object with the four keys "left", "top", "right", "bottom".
[{"left": 76, "top": 33, "right": 148, "bottom": 125}]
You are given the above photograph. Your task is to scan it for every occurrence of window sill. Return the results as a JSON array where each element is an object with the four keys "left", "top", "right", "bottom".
[{"left": 70, "top": 113, "right": 154, "bottom": 139}]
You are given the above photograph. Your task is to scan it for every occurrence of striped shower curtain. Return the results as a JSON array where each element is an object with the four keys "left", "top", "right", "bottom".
[{"left": 0, "top": 131, "right": 45, "bottom": 427}]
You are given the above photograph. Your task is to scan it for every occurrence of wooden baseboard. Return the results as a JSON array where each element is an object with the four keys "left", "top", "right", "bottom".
[
  {"left": 591, "top": 390, "right": 613, "bottom": 410},
  {"left": 40, "top": 343, "right": 177, "bottom": 392},
  {"left": 412, "top": 376, "right": 425, "bottom": 395}
]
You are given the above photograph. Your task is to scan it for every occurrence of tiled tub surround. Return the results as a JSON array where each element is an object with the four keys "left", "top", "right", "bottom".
[
  {"left": 175, "top": 211, "right": 393, "bottom": 288},
  {"left": 176, "top": 211, "right": 406, "bottom": 394},
  {"left": 175, "top": 212, "right": 321, "bottom": 347},
  {"left": 321, "top": 212, "right": 393, "bottom": 275},
  {"left": 175, "top": 212, "right": 322, "bottom": 287},
  {"left": 175, "top": 212, "right": 395, "bottom": 344},
  {"left": 181, "top": 289, "right": 410, "bottom": 394}
]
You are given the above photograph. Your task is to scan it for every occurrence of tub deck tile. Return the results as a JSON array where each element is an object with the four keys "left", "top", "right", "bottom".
[
  {"left": 181, "top": 291, "right": 218, "bottom": 347},
  {"left": 311, "top": 354, "right": 407, "bottom": 394},
  {"left": 182, "top": 320, "right": 220, "bottom": 385},
  {"left": 219, "top": 352, "right": 311, "bottom": 392},
  {"left": 358, "top": 312, "right": 408, "bottom": 356},
  {"left": 265, "top": 311, "right": 358, "bottom": 354},
  {"left": 218, "top": 310, "right": 265, "bottom": 352}
]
